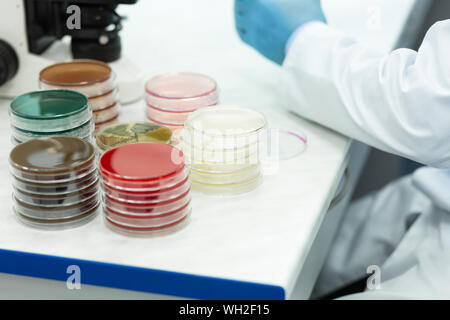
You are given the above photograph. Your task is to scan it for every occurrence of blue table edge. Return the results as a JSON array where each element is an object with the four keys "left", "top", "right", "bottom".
[{"left": 0, "top": 248, "right": 285, "bottom": 299}]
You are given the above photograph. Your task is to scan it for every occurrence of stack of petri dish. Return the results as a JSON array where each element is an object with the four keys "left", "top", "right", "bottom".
[
  {"left": 99, "top": 143, "right": 191, "bottom": 236},
  {"left": 95, "top": 122, "right": 173, "bottom": 156},
  {"left": 10, "top": 137, "right": 99, "bottom": 230},
  {"left": 181, "top": 106, "right": 267, "bottom": 195},
  {"left": 39, "top": 60, "right": 119, "bottom": 132},
  {"left": 144, "top": 72, "right": 219, "bottom": 134},
  {"left": 9, "top": 90, "right": 94, "bottom": 145}
]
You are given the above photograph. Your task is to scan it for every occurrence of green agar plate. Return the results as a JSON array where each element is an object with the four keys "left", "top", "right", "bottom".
[{"left": 10, "top": 90, "right": 92, "bottom": 132}]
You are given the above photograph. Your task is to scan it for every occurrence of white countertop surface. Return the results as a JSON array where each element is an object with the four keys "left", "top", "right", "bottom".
[{"left": 0, "top": 0, "right": 423, "bottom": 298}]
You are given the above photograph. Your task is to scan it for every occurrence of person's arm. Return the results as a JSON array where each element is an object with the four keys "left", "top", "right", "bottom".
[{"left": 280, "top": 21, "right": 450, "bottom": 168}]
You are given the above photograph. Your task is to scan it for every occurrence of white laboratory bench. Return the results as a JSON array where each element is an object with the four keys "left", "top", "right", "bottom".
[{"left": 0, "top": 0, "right": 431, "bottom": 299}]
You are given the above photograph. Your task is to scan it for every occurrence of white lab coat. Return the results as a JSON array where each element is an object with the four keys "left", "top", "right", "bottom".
[{"left": 280, "top": 21, "right": 450, "bottom": 299}]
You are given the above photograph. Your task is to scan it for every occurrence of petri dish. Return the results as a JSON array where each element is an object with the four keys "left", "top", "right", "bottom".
[
  {"left": 10, "top": 137, "right": 96, "bottom": 182},
  {"left": 96, "top": 122, "right": 172, "bottom": 154},
  {"left": 103, "top": 189, "right": 191, "bottom": 215},
  {"left": 185, "top": 106, "right": 266, "bottom": 137},
  {"left": 146, "top": 103, "right": 212, "bottom": 126},
  {"left": 186, "top": 161, "right": 255, "bottom": 174},
  {"left": 103, "top": 175, "right": 190, "bottom": 203},
  {"left": 10, "top": 90, "right": 91, "bottom": 132},
  {"left": 191, "top": 174, "right": 262, "bottom": 196},
  {"left": 181, "top": 138, "right": 260, "bottom": 164},
  {"left": 13, "top": 181, "right": 98, "bottom": 207},
  {"left": 146, "top": 117, "right": 184, "bottom": 136},
  {"left": 12, "top": 172, "right": 98, "bottom": 195},
  {"left": 92, "top": 103, "right": 119, "bottom": 123},
  {"left": 13, "top": 194, "right": 99, "bottom": 220},
  {"left": 101, "top": 167, "right": 189, "bottom": 191},
  {"left": 145, "top": 72, "right": 218, "bottom": 112},
  {"left": 261, "top": 111, "right": 308, "bottom": 160},
  {"left": 14, "top": 205, "right": 99, "bottom": 231},
  {"left": 190, "top": 164, "right": 260, "bottom": 185},
  {"left": 11, "top": 119, "right": 94, "bottom": 142},
  {"left": 95, "top": 115, "right": 119, "bottom": 133},
  {"left": 99, "top": 143, "right": 186, "bottom": 188},
  {"left": 104, "top": 201, "right": 190, "bottom": 228},
  {"left": 89, "top": 89, "right": 118, "bottom": 111},
  {"left": 275, "top": 130, "right": 308, "bottom": 160},
  {"left": 181, "top": 128, "right": 260, "bottom": 150},
  {"left": 39, "top": 60, "right": 116, "bottom": 98},
  {"left": 104, "top": 211, "right": 189, "bottom": 237}
]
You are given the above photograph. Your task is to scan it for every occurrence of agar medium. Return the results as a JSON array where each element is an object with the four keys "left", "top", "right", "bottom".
[
  {"left": 145, "top": 72, "right": 219, "bottom": 132},
  {"left": 99, "top": 143, "right": 191, "bottom": 236},
  {"left": 182, "top": 106, "right": 266, "bottom": 195},
  {"left": 96, "top": 122, "right": 172, "bottom": 155},
  {"left": 39, "top": 60, "right": 120, "bottom": 131},
  {"left": 9, "top": 137, "right": 99, "bottom": 230},
  {"left": 10, "top": 90, "right": 94, "bottom": 144}
]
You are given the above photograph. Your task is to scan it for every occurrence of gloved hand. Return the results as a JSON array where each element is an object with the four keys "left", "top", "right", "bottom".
[{"left": 235, "top": 0, "right": 326, "bottom": 65}]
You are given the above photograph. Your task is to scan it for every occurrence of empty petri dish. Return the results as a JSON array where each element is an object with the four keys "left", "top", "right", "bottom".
[
  {"left": 10, "top": 90, "right": 91, "bottom": 132},
  {"left": 13, "top": 181, "right": 98, "bottom": 207},
  {"left": 145, "top": 72, "right": 218, "bottom": 112},
  {"left": 39, "top": 60, "right": 116, "bottom": 98},
  {"left": 96, "top": 122, "right": 172, "bottom": 154},
  {"left": 99, "top": 143, "right": 187, "bottom": 189},
  {"left": 104, "top": 201, "right": 191, "bottom": 228},
  {"left": 11, "top": 119, "right": 94, "bottom": 143},
  {"left": 12, "top": 172, "right": 98, "bottom": 195},
  {"left": 103, "top": 176, "right": 190, "bottom": 203},
  {"left": 14, "top": 193, "right": 99, "bottom": 220},
  {"left": 275, "top": 130, "right": 308, "bottom": 160},
  {"left": 10, "top": 137, "right": 96, "bottom": 183},
  {"left": 14, "top": 205, "right": 99, "bottom": 231},
  {"left": 103, "top": 189, "right": 191, "bottom": 215}
]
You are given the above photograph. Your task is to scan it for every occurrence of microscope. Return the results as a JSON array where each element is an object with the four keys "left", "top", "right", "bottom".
[{"left": 0, "top": 0, "right": 140, "bottom": 102}]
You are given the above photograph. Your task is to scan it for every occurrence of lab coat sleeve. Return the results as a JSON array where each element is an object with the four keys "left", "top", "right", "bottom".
[{"left": 280, "top": 21, "right": 450, "bottom": 168}]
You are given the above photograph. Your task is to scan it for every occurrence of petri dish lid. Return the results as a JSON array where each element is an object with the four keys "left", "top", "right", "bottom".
[
  {"left": 185, "top": 106, "right": 266, "bottom": 137},
  {"left": 14, "top": 204, "right": 99, "bottom": 230},
  {"left": 10, "top": 136, "right": 95, "bottom": 174},
  {"left": 145, "top": 72, "right": 218, "bottom": 111},
  {"left": 13, "top": 172, "right": 98, "bottom": 196},
  {"left": 96, "top": 122, "right": 172, "bottom": 152},
  {"left": 261, "top": 111, "right": 308, "bottom": 160},
  {"left": 39, "top": 60, "right": 112, "bottom": 87},
  {"left": 104, "top": 210, "right": 189, "bottom": 236},
  {"left": 12, "top": 118, "right": 93, "bottom": 139},
  {"left": 99, "top": 142, "right": 185, "bottom": 182},
  {"left": 10, "top": 90, "right": 89, "bottom": 121}
]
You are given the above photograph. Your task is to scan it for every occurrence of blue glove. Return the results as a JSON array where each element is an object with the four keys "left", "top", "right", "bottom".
[{"left": 235, "top": 0, "right": 326, "bottom": 65}]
